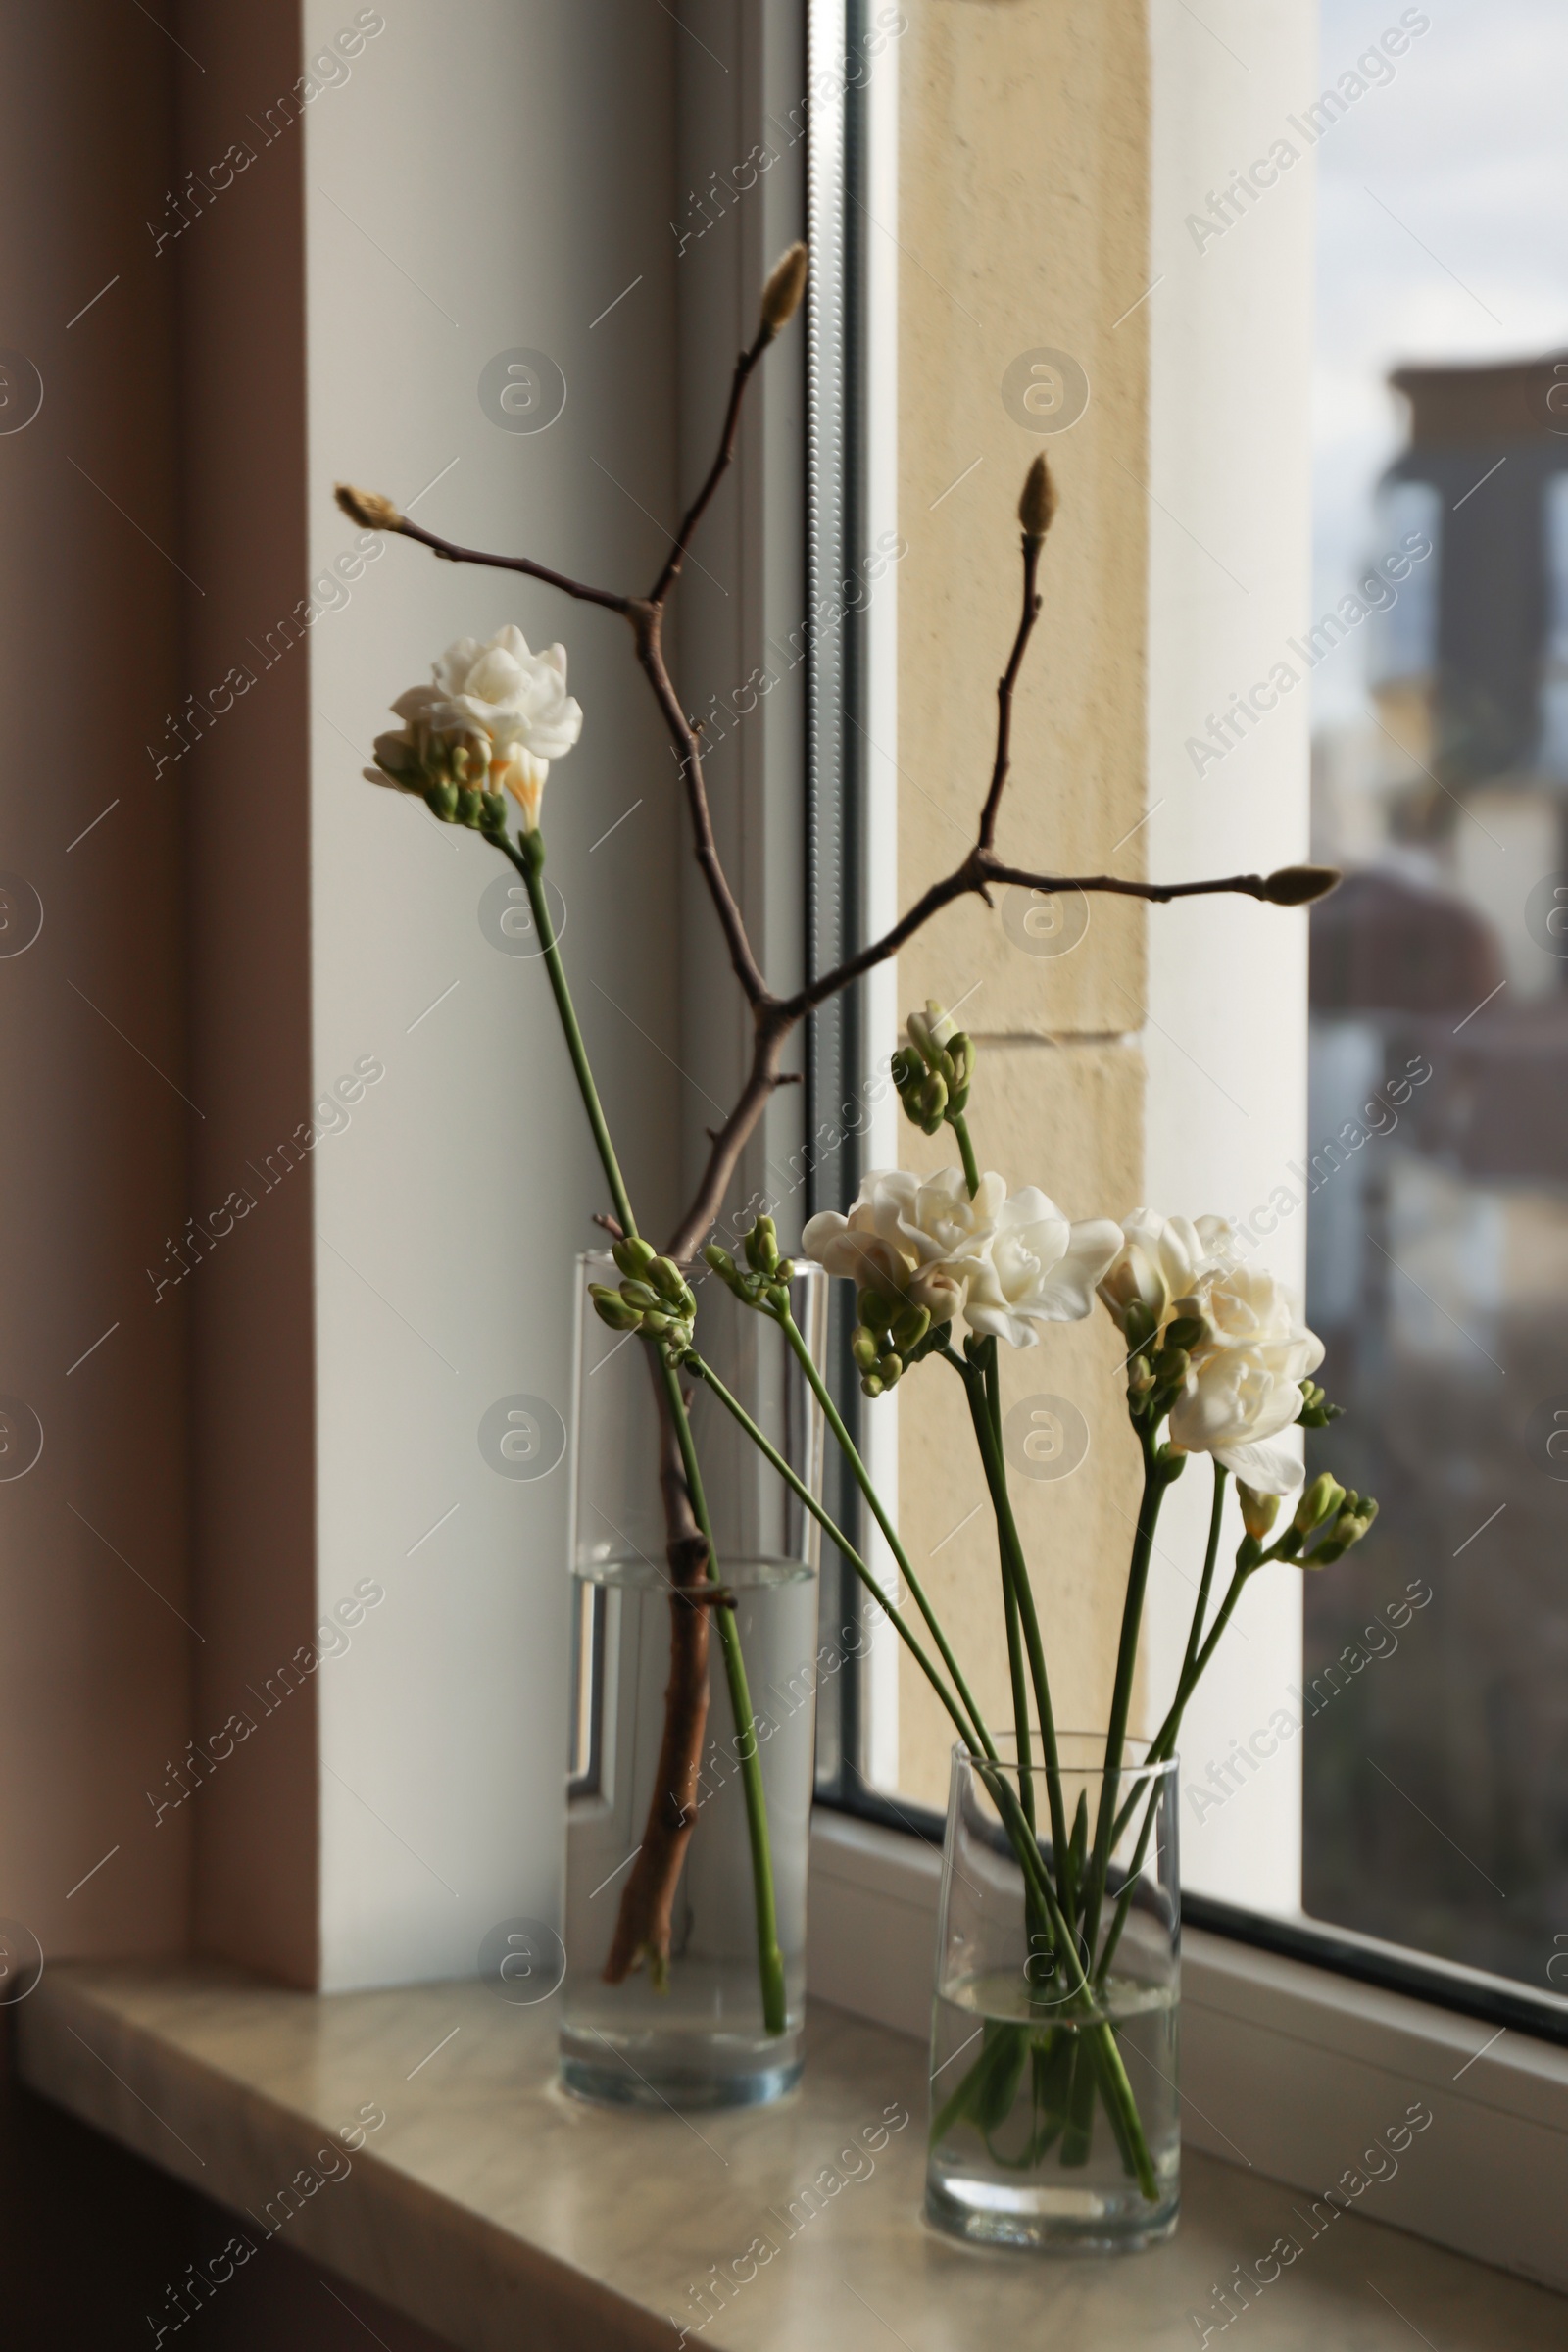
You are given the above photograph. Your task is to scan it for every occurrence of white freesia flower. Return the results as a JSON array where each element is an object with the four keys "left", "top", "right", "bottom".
[
  {"left": 803, "top": 1168, "right": 1119, "bottom": 1347},
  {"left": 1099, "top": 1210, "right": 1323, "bottom": 1491},
  {"left": 963, "top": 1189, "right": 1124, "bottom": 1348},
  {"left": 1097, "top": 1208, "right": 1236, "bottom": 1334},
  {"left": 367, "top": 626, "right": 583, "bottom": 825},
  {"left": 1167, "top": 1342, "right": 1315, "bottom": 1494},
  {"left": 799, "top": 1191, "right": 918, "bottom": 1300},
  {"left": 1173, "top": 1247, "right": 1323, "bottom": 1494}
]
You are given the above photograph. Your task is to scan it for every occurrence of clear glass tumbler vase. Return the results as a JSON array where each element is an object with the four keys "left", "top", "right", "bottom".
[
  {"left": 560, "top": 1254, "right": 827, "bottom": 2110},
  {"left": 925, "top": 1734, "right": 1181, "bottom": 2253}
]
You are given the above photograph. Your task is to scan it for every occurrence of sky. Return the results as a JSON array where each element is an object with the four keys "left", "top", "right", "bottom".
[{"left": 1312, "top": 0, "right": 1568, "bottom": 730}]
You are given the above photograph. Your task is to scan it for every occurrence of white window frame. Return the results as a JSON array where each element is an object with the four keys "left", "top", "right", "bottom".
[{"left": 796, "top": 0, "right": 1568, "bottom": 2299}]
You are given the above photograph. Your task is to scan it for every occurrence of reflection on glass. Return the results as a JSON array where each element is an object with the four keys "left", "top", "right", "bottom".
[{"left": 1304, "top": 0, "right": 1568, "bottom": 1992}]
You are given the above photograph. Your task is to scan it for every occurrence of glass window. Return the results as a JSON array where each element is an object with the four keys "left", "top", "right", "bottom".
[
  {"left": 1303, "top": 0, "right": 1568, "bottom": 1999},
  {"left": 811, "top": 0, "right": 1568, "bottom": 2033}
]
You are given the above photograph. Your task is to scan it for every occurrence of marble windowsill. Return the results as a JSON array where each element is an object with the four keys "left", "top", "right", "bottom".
[{"left": 17, "top": 1964, "right": 1566, "bottom": 2352}]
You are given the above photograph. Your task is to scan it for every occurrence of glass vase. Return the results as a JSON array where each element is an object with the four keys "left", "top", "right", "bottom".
[
  {"left": 560, "top": 1254, "right": 827, "bottom": 2109},
  {"left": 925, "top": 1735, "right": 1180, "bottom": 2253}
]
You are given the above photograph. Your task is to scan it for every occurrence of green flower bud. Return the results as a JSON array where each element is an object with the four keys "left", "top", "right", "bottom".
[
  {"left": 891, "top": 1045, "right": 923, "bottom": 1098},
  {"left": 742, "top": 1216, "right": 779, "bottom": 1276},
  {"left": 619, "top": 1279, "right": 661, "bottom": 1313},
  {"left": 774, "top": 1258, "right": 795, "bottom": 1286},
  {"left": 1127, "top": 1354, "right": 1155, "bottom": 1399},
  {"left": 615, "top": 1236, "right": 658, "bottom": 1280},
  {"left": 1123, "top": 1299, "right": 1158, "bottom": 1354},
  {"left": 480, "top": 791, "right": 509, "bottom": 833},
  {"left": 426, "top": 781, "right": 460, "bottom": 823},
  {"left": 878, "top": 1353, "right": 902, "bottom": 1386},
  {"left": 1153, "top": 1346, "right": 1190, "bottom": 1388},
  {"left": 589, "top": 1284, "right": 642, "bottom": 1333},
  {"left": 704, "top": 1248, "right": 756, "bottom": 1301},
  {"left": 648, "top": 1254, "right": 688, "bottom": 1304},
  {"left": 851, "top": 1325, "right": 881, "bottom": 1374},
  {"left": 862, "top": 1372, "right": 885, "bottom": 1398},
  {"left": 1294, "top": 1473, "right": 1344, "bottom": 1536},
  {"left": 918, "top": 1072, "right": 949, "bottom": 1125},
  {"left": 1338, "top": 1494, "right": 1378, "bottom": 1544},
  {"left": 890, "top": 1302, "right": 930, "bottom": 1352},
  {"left": 858, "top": 1288, "right": 895, "bottom": 1332},
  {"left": 1238, "top": 1483, "right": 1280, "bottom": 1542},
  {"left": 906, "top": 1010, "right": 934, "bottom": 1065},
  {"left": 641, "top": 1308, "right": 672, "bottom": 1335},
  {"left": 1297, "top": 1379, "right": 1345, "bottom": 1429},
  {"left": 456, "top": 787, "right": 484, "bottom": 828},
  {"left": 1165, "top": 1314, "right": 1208, "bottom": 1354}
]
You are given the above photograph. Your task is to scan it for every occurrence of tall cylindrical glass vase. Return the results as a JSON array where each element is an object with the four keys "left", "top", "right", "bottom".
[{"left": 560, "top": 1255, "right": 827, "bottom": 2109}]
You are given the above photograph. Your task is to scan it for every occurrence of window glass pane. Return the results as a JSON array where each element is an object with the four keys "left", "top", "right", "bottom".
[{"left": 1303, "top": 0, "right": 1568, "bottom": 1995}]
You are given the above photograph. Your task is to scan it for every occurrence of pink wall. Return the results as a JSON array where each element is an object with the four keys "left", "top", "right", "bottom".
[{"left": 0, "top": 0, "right": 192, "bottom": 1957}]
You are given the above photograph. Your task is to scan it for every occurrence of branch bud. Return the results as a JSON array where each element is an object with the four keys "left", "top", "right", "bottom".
[
  {"left": 334, "top": 482, "right": 404, "bottom": 533},
  {"left": 1262, "top": 863, "right": 1341, "bottom": 906},
  {"left": 759, "top": 241, "right": 808, "bottom": 340},
  {"left": 1018, "top": 453, "right": 1057, "bottom": 542}
]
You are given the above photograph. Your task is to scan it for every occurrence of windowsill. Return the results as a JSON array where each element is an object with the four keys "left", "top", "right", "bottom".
[
  {"left": 19, "top": 1961, "right": 1565, "bottom": 2352},
  {"left": 809, "top": 1808, "right": 1568, "bottom": 2295}
]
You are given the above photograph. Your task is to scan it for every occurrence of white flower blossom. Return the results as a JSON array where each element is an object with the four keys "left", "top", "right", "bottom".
[
  {"left": 1102, "top": 1213, "right": 1324, "bottom": 1494},
  {"left": 802, "top": 1168, "right": 1119, "bottom": 1348},
  {"left": 1096, "top": 1209, "right": 1237, "bottom": 1335},
  {"left": 962, "top": 1188, "right": 1124, "bottom": 1348},
  {"left": 368, "top": 626, "right": 583, "bottom": 826}
]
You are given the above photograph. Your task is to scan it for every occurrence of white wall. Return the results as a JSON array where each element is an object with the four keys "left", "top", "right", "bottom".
[
  {"left": 1145, "top": 0, "right": 1318, "bottom": 1912},
  {"left": 305, "top": 0, "right": 687, "bottom": 1987}
]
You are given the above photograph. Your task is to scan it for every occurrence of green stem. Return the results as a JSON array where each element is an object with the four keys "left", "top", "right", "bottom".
[
  {"left": 949, "top": 1108, "right": 981, "bottom": 1200},
  {"left": 1106, "top": 1462, "right": 1230, "bottom": 1851},
  {"left": 498, "top": 827, "right": 785, "bottom": 2027},
  {"left": 1082, "top": 1436, "right": 1169, "bottom": 1964},
  {"left": 959, "top": 1349, "right": 1072, "bottom": 1896},
  {"left": 1183, "top": 1463, "right": 1228, "bottom": 1690},
  {"left": 685, "top": 1356, "right": 1171, "bottom": 2189},
  {"left": 685, "top": 1352, "right": 992, "bottom": 1760},
  {"left": 1108, "top": 1547, "right": 1262, "bottom": 1851},
  {"left": 773, "top": 1304, "right": 993, "bottom": 1763},
  {"left": 983, "top": 1347, "right": 1034, "bottom": 1824},
  {"left": 659, "top": 1351, "right": 786, "bottom": 2034},
  {"left": 509, "top": 829, "right": 637, "bottom": 1239},
  {"left": 983, "top": 1343, "right": 1070, "bottom": 1876}
]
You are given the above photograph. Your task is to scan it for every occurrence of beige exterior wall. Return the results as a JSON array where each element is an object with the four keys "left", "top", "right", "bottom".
[{"left": 892, "top": 0, "right": 1152, "bottom": 1808}]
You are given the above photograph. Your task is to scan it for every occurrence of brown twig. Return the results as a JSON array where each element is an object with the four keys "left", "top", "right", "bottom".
[
  {"left": 978, "top": 532, "right": 1043, "bottom": 851},
  {"left": 344, "top": 252, "right": 1338, "bottom": 1996},
  {"left": 600, "top": 1380, "right": 713, "bottom": 1986}
]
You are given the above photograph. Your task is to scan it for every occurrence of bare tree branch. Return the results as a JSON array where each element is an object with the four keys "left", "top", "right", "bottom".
[
  {"left": 650, "top": 331, "right": 769, "bottom": 606},
  {"left": 978, "top": 534, "right": 1044, "bottom": 850},
  {"left": 359, "top": 270, "right": 1338, "bottom": 1996},
  {"left": 629, "top": 602, "right": 769, "bottom": 1007},
  {"left": 391, "top": 514, "right": 632, "bottom": 615}
]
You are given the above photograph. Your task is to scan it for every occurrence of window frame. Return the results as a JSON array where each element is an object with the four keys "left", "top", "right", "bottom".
[{"left": 798, "top": 0, "right": 1568, "bottom": 2283}]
